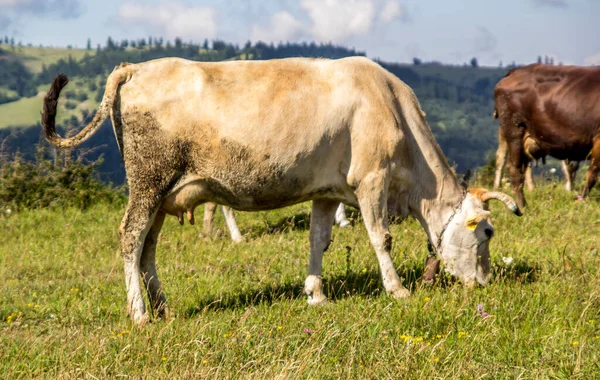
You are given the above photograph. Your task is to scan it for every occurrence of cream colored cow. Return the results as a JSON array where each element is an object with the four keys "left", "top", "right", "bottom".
[
  {"left": 201, "top": 202, "right": 351, "bottom": 242},
  {"left": 42, "top": 57, "right": 521, "bottom": 324}
]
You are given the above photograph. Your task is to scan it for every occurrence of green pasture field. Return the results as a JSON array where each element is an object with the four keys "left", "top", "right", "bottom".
[
  {"left": 1, "top": 185, "right": 599, "bottom": 378},
  {"left": 11, "top": 46, "right": 95, "bottom": 73}
]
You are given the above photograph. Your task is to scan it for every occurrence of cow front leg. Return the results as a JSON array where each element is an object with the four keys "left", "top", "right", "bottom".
[
  {"left": 357, "top": 174, "right": 410, "bottom": 299},
  {"left": 119, "top": 201, "right": 160, "bottom": 325},
  {"left": 202, "top": 202, "right": 218, "bottom": 238},
  {"left": 507, "top": 137, "right": 527, "bottom": 208},
  {"left": 334, "top": 203, "right": 351, "bottom": 228},
  {"left": 508, "top": 163, "right": 526, "bottom": 208},
  {"left": 140, "top": 211, "right": 171, "bottom": 319},
  {"left": 304, "top": 200, "right": 338, "bottom": 305},
  {"left": 221, "top": 205, "right": 243, "bottom": 243}
]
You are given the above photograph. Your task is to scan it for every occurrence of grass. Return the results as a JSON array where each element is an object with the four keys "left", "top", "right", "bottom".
[{"left": 1, "top": 185, "right": 600, "bottom": 378}]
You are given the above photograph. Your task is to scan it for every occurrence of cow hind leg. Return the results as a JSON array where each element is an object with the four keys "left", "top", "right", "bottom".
[
  {"left": 356, "top": 174, "right": 410, "bottom": 299},
  {"left": 304, "top": 200, "right": 338, "bottom": 305},
  {"left": 221, "top": 205, "right": 243, "bottom": 243},
  {"left": 494, "top": 130, "right": 508, "bottom": 190},
  {"left": 119, "top": 200, "right": 161, "bottom": 325},
  {"left": 139, "top": 211, "right": 171, "bottom": 319},
  {"left": 581, "top": 140, "right": 600, "bottom": 199},
  {"left": 563, "top": 160, "right": 579, "bottom": 192},
  {"left": 524, "top": 165, "right": 536, "bottom": 192},
  {"left": 334, "top": 203, "right": 351, "bottom": 228}
]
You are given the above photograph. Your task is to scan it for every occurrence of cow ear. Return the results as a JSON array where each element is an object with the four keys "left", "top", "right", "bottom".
[
  {"left": 461, "top": 169, "right": 472, "bottom": 190},
  {"left": 466, "top": 214, "right": 478, "bottom": 230},
  {"left": 465, "top": 211, "right": 491, "bottom": 230}
]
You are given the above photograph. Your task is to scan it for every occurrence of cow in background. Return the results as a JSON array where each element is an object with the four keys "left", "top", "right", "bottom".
[
  {"left": 494, "top": 126, "right": 580, "bottom": 192},
  {"left": 494, "top": 63, "right": 600, "bottom": 207}
]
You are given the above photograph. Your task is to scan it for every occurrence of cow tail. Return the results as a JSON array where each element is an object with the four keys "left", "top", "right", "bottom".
[
  {"left": 493, "top": 109, "right": 498, "bottom": 119},
  {"left": 41, "top": 65, "right": 130, "bottom": 149}
]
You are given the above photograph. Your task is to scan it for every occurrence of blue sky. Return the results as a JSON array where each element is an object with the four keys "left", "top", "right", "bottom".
[{"left": 1, "top": 0, "right": 598, "bottom": 66}]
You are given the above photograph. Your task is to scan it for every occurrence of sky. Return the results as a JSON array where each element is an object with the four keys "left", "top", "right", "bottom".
[{"left": 1, "top": 0, "right": 599, "bottom": 67}]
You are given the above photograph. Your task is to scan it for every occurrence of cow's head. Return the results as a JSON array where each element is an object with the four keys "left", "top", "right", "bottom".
[{"left": 437, "top": 188, "right": 521, "bottom": 286}]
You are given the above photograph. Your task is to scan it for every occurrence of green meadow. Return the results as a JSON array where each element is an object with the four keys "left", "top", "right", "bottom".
[
  {"left": 1, "top": 185, "right": 599, "bottom": 378},
  {"left": 11, "top": 46, "right": 95, "bottom": 73}
]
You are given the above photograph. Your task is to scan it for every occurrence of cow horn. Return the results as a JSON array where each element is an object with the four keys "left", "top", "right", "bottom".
[{"left": 480, "top": 191, "right": 523, "bottom": 216}]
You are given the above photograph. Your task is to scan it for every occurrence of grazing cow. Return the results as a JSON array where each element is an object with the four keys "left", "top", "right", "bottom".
[
  {"left": 494, "top": 127, "right": 580, "bottom": 192},
  {"left": 201, "top": 202, "right": 351, "bottom": 242},
  {"left": 42, "top": 57, "right": 521, "bottom": 324},
  {"left": 494, "top": 63, "right": 600, "bottom": 207}
]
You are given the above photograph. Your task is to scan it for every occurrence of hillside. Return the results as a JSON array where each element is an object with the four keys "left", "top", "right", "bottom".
[
  {"left": 11, "top": 45, "right": 95, "bottom": 73},
  {"left": 0, "top": 40, "right": 510, "bottom": 184}
]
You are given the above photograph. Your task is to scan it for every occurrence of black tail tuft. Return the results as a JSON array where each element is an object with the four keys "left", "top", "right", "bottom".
[{"left": 42, "top": 74, "right": 69, "bottom": 143}]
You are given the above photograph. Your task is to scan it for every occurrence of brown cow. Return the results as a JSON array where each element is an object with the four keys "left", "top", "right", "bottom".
[
  {"left": 494, "top": 127, "right": 580, "bottom": 193},
  {"left": 494, "top": 63, "right": 600, "bottom": 207}
]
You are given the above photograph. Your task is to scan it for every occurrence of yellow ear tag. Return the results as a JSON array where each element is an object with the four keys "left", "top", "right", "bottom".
[{"left": 466, "top": 215, "right": 478, "bottom": 231}]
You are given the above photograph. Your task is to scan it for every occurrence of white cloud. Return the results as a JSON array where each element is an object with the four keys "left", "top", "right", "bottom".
[
  {"left": 0, "top": 0, "right": 82, "bottom": 19},
  {"left": 118, "top": 2, "right": 217, "bottom": 41},
  {"left": 251, "top": 11, "right": 304, "bottom": 42},
  {"left": 300, "top": 0, "right": 376, "bottom": 42},
  {"left": 379, "top": 0, "right": 403, "bottom": 23},
  {"left": 584, "top": 52, "right": 600, "bottom": 66},
  {"left": 248, "top": 0, "right": 409, "bottom": 44},
  {"left": 533, "top": 0, "right": 567, "bottom": 7}
]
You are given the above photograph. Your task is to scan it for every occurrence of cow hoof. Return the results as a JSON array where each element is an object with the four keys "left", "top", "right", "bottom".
[
  {"left": 389, "top": 287, "right": 411, "bottom": 299},
  {"left": 304, "top": 275, "right": 325, "bottom": 303},
  {"left": 157, "top": 306, "right": 173, "bottom": 320},
  {"left": 338, "top": 220, "right": 351, "bottom": 228},
  {"left": 307, "top": 295, "right": 328, "bottom": 306},
  {"left": 132, "top": 312, "right": 151, "bottom": 326}
]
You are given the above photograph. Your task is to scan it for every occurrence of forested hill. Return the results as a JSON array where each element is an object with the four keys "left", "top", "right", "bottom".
[{"left": 0, "top": 38, "right": 510, "bottom": 184}]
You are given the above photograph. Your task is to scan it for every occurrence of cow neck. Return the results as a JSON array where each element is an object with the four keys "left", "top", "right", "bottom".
[
  {"left": 405, "top": 139, "right": 465, "bottom": 253},
  {"left": 414, "top": 172, "right": 465, "bottom": 254},
  {"left": 400, "top": 99, "right": 466, "bottom": 256}
]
